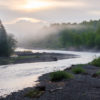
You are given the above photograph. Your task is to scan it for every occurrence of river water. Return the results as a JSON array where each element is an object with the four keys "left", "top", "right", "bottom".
[{"left": 0, "top": 49, "right": 100, "bottom": 97}]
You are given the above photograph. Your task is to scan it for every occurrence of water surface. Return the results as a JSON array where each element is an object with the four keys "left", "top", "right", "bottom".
[{"left": 0, "top": 49, "right": 100, "bottom": 97}]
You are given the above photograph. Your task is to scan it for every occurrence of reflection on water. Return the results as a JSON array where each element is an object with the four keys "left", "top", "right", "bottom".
[{"left": 0, "top": 49, "right": 100, "bottom": 97}]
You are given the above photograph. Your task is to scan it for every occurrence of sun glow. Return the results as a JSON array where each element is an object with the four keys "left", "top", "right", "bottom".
[{"left": 23, "top": 0, "right": 50, "bottom": 10}]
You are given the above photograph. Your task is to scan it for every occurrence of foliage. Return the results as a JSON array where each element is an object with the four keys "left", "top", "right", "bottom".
[
  {"left": 0, "top": 20, "right": 16, "bottom": 57},
  {"left": 24, "top": 89, "right": 44, "bottom": 98},
  {"left": 50, "top": 71, "right": 73, "bottom": 81},
  {"left": 92, "top": 71, "right": 100, "bottom": 78},
  {"left": 95, "top": 71, "right": 100, "bottom": 76},
  {"left": 29, "top": 19, "right": 100, "bottom": 50},
  {"left": 7, "top": 34, "right": 17, "bottom": 56},
  {"left": 91, "top": 57, "right": 100, "bottom": 67},
  {"left": 72, "top": 65, "right": 85, "bottom": 74}
]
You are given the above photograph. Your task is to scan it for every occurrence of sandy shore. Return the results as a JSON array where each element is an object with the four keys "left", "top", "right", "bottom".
[{"left": 1, "top": 64, "right": 100, "bottom": 100}]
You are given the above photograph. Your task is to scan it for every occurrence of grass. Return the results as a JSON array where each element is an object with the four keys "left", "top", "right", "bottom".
[
  {"left": 24, "top": 86, "right": 45, "bottom": 98},
  {"left": 72, "top": 64, "right": 86, "bottom": 74},
  {"left": 0, "top": 55, "right": 41, "bottom": 65},
  {"left": 16, "top": 55, "right": 40, "bottom": 60},
  {"left": 92, "top": 71, "right": 100, "bottom": 78},
  {"left": 96, "top": 71, "right": 100, "bottom": 75},
  {"left": 91, "top": 57, "right": 100, "bottom": 67},
  {"left": 50, "top": 71, "right": 74, "bottom": 82},
  {"left": 0, "top": 57, "right": 14, "bottom": 65},
  {"left": 24, "top": 89, "right": 44, "bottom": 98}
]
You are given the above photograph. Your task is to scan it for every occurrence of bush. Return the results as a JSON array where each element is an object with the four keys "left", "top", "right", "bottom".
[
  {"left": 95, "top": 71, "right": 100, "bottom": 75},
  {"left": 92, "top": 71, "right": 100, "bottom": 78},
  {"left": 91, "top": 57, "right": 100, "bottom": 67},
  {"left": 72, "top": 65, "right": 85, "bottom": 74},
  {"left": 50, "top": 71, "right": 73, "bottom": 81},
  {"left": 24, "top": 86, "right": 45, "bottom": 98},
  {"left": 24, "top": 89, "right": 44, "bottom": 98}
]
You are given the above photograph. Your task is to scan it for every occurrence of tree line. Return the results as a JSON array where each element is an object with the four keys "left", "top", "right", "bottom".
[{"left": 30, "top": 19, "right": 100, "bottom": 50}]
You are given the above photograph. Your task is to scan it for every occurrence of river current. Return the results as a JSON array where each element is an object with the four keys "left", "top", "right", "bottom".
[{"left": 0, "top": 49, "right": 100, "bottom": 97}]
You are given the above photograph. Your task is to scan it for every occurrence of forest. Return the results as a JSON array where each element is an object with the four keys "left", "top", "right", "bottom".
[
  {"left": 1, "top": 19, "right": 100, "bottom": 53},
  {"left": 28, "top": 19, "right": 100, "bottom": 51}
]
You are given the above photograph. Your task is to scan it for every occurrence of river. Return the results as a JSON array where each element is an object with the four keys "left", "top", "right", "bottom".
[{"left": 0, "top": 49, "right": 100, "bottom": 97}]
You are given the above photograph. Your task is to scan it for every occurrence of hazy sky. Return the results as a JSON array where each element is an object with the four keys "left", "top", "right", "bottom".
[
  {"left": 0, "top": 0, "right": 100, "bottom": 24},
  {"left": 0, "top": 0, "right": 100, "bottom": 41}
]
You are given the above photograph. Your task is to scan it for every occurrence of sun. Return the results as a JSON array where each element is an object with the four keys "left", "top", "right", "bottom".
[{"left": 23, "top": 0, "right": 50, "bottom": 10}]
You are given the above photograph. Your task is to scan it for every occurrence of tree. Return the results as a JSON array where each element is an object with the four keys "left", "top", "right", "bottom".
[
  {"left": 7, "top": 34, "right": 17, "bottom": 56},
  {"left": 0, "top": 20, "right": 16, "bottom": 57}
]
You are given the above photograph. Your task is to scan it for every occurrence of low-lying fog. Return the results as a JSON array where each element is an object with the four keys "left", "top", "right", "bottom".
[{"left": 4, "top": 19, "right": 87, "bottom": 48}]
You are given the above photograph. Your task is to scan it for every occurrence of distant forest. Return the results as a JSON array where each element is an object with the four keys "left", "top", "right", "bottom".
[
  {"left": 1, "top": 19, "right": 100, "bottom": 52},
  {"left": 27, "top": 19, "right": 100, "bottom": 51}
]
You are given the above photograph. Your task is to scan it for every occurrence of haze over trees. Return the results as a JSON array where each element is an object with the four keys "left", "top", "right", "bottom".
[
  {"left": 0, "top": 20, "right": 16, "bottom": 57},
  {"left": 24, "top": 19, "right": 100, "bottom": 51},
  {"left": 1, "top": 19, "right": 100, "bottom": 52}
]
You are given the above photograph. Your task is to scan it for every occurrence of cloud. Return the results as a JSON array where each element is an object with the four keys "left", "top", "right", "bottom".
[
  {"left": 0, "top": 0, "right": 100, "bottom": 37},
  {"left": 89, "top": 11, "right": 100, "bottom": 16},
  {"left": 5, "top": 17, "right": 46, "bottom": 43},
  {"left": 0, "top": 0, "right": 89, "bottom": 23},
  {"left": 0, "top": 0, "right": 100, "bottom": 46},
  {"left": 0, "top": 0, "right": 87, "bottom": 11},
  {"left": 4, "top": 17, "right": 48, "bottom": 25}
]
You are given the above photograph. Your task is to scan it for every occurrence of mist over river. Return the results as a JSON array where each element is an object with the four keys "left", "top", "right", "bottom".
[{"left": 0, "top": 49, "right": 100, "bottom": 97}]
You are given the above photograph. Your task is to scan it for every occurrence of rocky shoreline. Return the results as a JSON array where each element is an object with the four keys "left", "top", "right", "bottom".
[{"left": 1, "top": 63, "right": 100, "bottom": 100}]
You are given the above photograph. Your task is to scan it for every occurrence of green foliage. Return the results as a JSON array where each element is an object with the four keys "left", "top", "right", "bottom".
[
  {"left": 24, "top": 89, "right": 44, "bottom": 98},
  {"left": 91, "top": 57, "right": 100, "bottom": 67},
  {"left": 7, "top": 34, "right": 17, "bottom": 56},
  {"left": 50, "top": 71, "right": 73, "bottom": 81},
  {"left": 92, "top": 71, "right": 100, "bottom": 78},
  {"left": 72, "top": 65, "right": 85, "bottom": 74},
  {"left": 95, "top": 35, "right": 100, "bottom": 49},
  {"left": 95, "top": 71, "right": 100, "bottom": 76},
  {"left": 29, "top": 19, "right": 100, "bottom": 50},
  {"left": 16, "top": 55, "right": 39, "bottom": 60},
  {"left": 0, "top": 20, "right": 16, "bottom": 57}
]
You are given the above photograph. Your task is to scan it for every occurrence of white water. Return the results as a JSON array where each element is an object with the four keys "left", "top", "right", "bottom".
[{"left": 0, "top": 49, "right": 100, "bottom": 97}]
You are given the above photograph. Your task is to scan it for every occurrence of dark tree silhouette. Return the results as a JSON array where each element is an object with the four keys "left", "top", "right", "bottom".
[{"left": 0, "top": 20, "right": 16, "bottom": 57}]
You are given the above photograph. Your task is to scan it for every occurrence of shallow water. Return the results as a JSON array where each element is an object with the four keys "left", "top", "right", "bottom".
[{"left": 0, "top": 49, "right": 100, "bottom": 97}]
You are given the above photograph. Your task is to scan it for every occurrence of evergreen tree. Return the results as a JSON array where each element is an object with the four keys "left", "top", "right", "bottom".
[{"left": 0, "top": 20, "right": 16, "bottom": 57}]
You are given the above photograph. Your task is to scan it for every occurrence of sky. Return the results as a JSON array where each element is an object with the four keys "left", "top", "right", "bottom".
[
  {"left": 0, "top": 0, "right": 100, "bottom": 42},
  {"left": 0, "top": 0, "right": 100, "bottom": 24}
]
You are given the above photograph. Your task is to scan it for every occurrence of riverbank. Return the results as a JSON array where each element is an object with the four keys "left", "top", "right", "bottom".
[
  {"left": 1, "top": 62, "right": 100, "bottom": 100},
  {"left": 0, "top": 51, "right": 77, "bottom": 65}
]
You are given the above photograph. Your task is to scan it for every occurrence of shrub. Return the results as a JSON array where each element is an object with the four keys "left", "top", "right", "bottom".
[
  {"left": 72, "top": 65, "right": 85, "bottom": 74},
  {"left": 92, "top": 71, "right": 100, "bottom": 78},
  {"left": 24, "top": 89, "right": 44, "bottom": 98},
  {"left": 24, "top": 86, "right": 45, "bottom": 98},
  {"left": 50, "top": 71, "right": 73, "bottom": 81},
  {"left": 95, "top": 71, "right": 100, "bottom": 75},
  {"left": 91, "top": 57, "right": 100, "bottom": 67}
]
